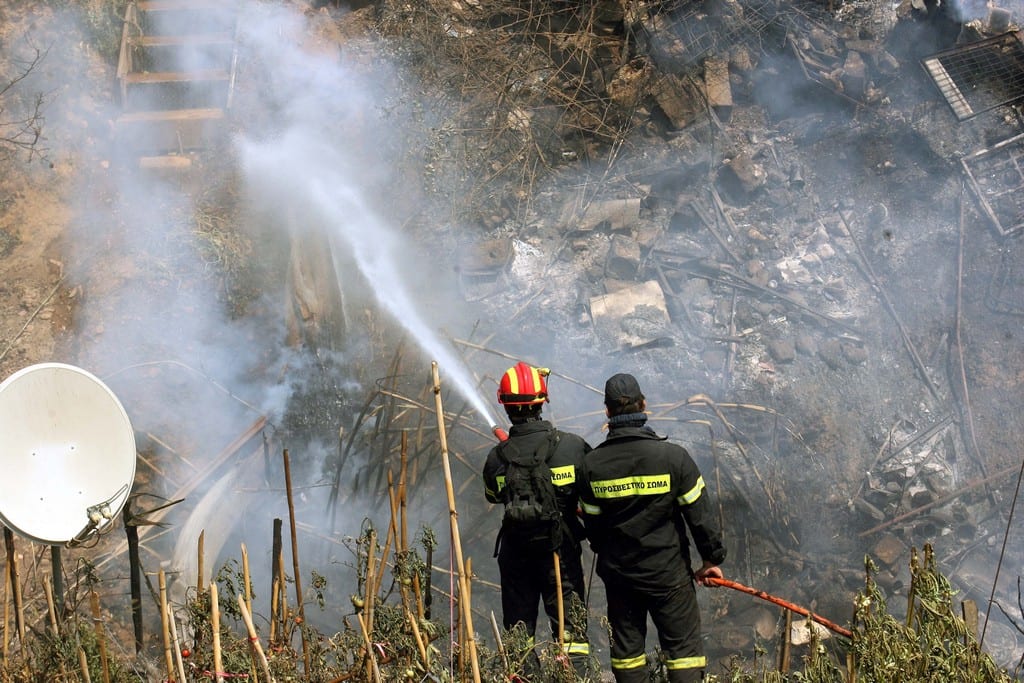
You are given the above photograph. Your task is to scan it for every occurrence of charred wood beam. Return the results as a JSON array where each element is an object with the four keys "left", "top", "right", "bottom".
[
  {"left": 858, "top": 462, "right": 1019, "bottom": 538},
  {"left": 655, "top": 253, "right": 863, "bottom": 337}
]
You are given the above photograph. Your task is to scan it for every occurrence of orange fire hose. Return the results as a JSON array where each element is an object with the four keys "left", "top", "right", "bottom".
[{"left": 705, "top": 577, "right": 853, "bottom": 639}]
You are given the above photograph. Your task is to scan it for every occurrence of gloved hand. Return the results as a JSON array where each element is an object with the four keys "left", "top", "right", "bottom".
[{"left": 695, "top": 561, "right": 723, "bottom": 587}]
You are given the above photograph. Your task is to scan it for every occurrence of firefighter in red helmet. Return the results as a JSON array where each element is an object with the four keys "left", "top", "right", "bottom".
[{"left": 483, "top": 362, "right": 594, "bottom": 680}]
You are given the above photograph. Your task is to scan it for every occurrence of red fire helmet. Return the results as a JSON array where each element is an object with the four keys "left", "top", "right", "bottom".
[{"left": 497, "top": 362, "right": 550, "bottom": 405}]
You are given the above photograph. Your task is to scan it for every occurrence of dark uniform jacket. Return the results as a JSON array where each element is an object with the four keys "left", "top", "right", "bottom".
[
  {"left": 483, "top": 419, "right": 590, "bottom": 548},
  {"left": 578, "top": 425, "right": 725, "bottom": 591}
]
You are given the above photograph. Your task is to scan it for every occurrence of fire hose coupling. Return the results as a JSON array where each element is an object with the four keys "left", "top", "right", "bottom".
[{"left": 492, "top": 426, "right": 509, "bottom": 442}]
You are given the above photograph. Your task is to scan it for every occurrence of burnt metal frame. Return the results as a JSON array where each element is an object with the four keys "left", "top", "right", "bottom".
[{"left": 961, "top": 131, "right": 1024, "bottom": 237}]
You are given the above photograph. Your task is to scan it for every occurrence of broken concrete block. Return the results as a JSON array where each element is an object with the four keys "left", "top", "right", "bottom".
[
  {"left": 560, "top": 197, "right": 641, "bottom": 233},
  {"left": 704, "top": 56, "right": 733, "bottom": 121},
  {"left": 605, "top": 233, "right": 641, "bottom": 279},
  {"left": 841, "top": 50, "right": 867, "bottom": 99},
  {"left": 651, "top": 73, "right": 702, "bottom": 130},
  {"left": 607, "top": 58, "right": 653, "bottom": 109},
  {"left": 872, "top": 533, "right": 907, "bottom": 568},
  {"left": 720, "top": 153, "right": 767, "bottom": 195},
  {"left": 590, "top": 279, "right": 672, "bottom": 350}
]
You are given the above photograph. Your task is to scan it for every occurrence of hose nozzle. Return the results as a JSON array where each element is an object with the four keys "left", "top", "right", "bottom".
[{"left": 492, "top": 425, "right": 509, "bottom": 442}]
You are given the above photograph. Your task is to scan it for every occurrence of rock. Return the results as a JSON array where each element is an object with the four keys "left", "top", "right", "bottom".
[
  {"left": 719, "top": 152, "right": 767, "bottom": 195},
  {"left": 795, "top": 332, "right": 818, "bottom": 356},
  {"left": 767, "top": 337, "right": 796, "bottom": 363},
  {"left": 872, "top": 533, "right": 907, "bottom": 568},
  {"left": 819, "top": 338, "right": 843, "bottom": 369},
  {"left": 842, "top": 342, "right": 869, "bottom": 365}
]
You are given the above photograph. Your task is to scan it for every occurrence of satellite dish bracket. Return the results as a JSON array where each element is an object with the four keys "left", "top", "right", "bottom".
[{"left": 67, "top": 484, "right": 130, "bottom": 548}]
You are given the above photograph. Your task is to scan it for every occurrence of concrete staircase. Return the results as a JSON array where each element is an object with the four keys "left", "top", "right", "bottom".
[{"left": 115, "top": 0, "right": 239, "bottom": 168}]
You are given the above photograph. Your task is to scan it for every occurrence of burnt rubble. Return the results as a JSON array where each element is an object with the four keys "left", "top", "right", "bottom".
[{"left": 423, "top": 0, "right": 1024, "bottom": 669}]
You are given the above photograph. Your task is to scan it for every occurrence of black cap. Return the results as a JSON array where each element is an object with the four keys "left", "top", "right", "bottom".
[{"left": 604, "top": 373, "right": 644, "bottom": 407}]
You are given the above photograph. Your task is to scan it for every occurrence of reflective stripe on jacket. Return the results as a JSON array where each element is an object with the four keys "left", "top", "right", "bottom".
[{"left": 578, "top": 425, "right": 725, "bottom": 590}]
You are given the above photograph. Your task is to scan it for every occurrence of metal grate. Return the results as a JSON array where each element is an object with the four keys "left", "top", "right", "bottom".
[
  {"left": 641, "top": 0, "right": 783, "bottom": 69},
  {"left": 962, "top": 131, "right": 1024, "bottom": 236},
  {"left": 986, "top": 240, "right": 1024, "bottom": 316},
  {"left": 922, "top": 31, "right": 1024, "bottom": 121}
]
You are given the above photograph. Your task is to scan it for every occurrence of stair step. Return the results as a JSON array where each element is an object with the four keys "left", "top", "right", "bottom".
[
  {"left": 127, "top": 32, "right": 233, "bottom": 47},
  {"left": 137, "top": 0, "right": 235, "bottom": 10},
  {"left": 117, "top": 107, "right": 224, "bottom": 123},
  {"left": 122, "top": 69, "right": 230, "bottom": 84},
  {"left": 114, "top": 107, "right": 226, "bottom": 153},
  {"left": 139, "top": 155, "right": 193, "bottom": 170}
]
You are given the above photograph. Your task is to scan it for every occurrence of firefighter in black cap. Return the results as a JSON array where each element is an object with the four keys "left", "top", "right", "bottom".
[
  {"left": 578, "top": 373, "right": 726, "bottom": 683},
  {"left": 483, "top": 361, "right": 594, "bottom": 680}
]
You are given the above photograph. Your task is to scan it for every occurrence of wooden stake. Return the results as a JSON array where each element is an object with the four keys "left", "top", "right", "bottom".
[
  {"left": 356, "top": 612, "right": 383, "bottom": 683},
  {"left": 171, "top": 610, "right": 187, "bottom": 683},
  {"left": 237, "top": 592, "right": 274, "bottom": 682},
  {"left": 489, "top": 611, "right": 509, "bottom": 675},
  {"left": 282, "top": 448, "right": 311, "bottom": 675},
  {"left": 49, "top": 546, "right": 64, "bottom": 619},
  {"left": 2, "top": 561, "right": 10, "bottom": 665},
  {"left": 277, "top": 551, "right": 289, "bottom": 640},
  {"left": 399, "top": 431, "right": 409, "bottom": 554},
  {"left": 89, "top": 591, "right": 110, "bottom": 683},
  {"left": 241, "top": 543, "right": 253, "bottom": 619},
  {"left": 431, "top": 361, "right": 482, "bottom": 683},
  {"left": 43, "top": 578, "right": 69, "bottom": 680},
  {"left": 270, "top": 518, "right": 282, "bottom": 644},
  {"left": 779, "top": 608, "right": 792, "bottom": 673},
  {"left": 197, "top": 530, "right": 206, "bottom": 598},
  {"left": 269, "top": 576, "right": 280, "bottom": 646},
  {"left": 211, "top": 582, "right": 224, "bottom": 683},
  {"left": 3, "top": 527, "right": 25, "bottom": 644},
  {"left": 553, "top": 552, "right": 564, "bottom": 649},
  {"left": 78, "top": 648, "right": 91, "bottom": 683},
  {"left": 159, "top": 570, "right": 175, "bottom": 683}
]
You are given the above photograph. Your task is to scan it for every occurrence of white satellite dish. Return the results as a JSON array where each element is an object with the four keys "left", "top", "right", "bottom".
[{"left": 0, "top": 363, "right": 136, "bottom": 546}]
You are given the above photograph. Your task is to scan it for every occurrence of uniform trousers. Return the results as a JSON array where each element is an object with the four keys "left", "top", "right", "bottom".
[{"left": 605, "top": 577, "right": 705, "bottom": 683}]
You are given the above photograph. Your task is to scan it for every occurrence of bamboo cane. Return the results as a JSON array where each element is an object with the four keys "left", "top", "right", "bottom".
[
  {"left": 237, "top": 592, "right": 274, "bottom": 683},
  {"left": 431, "top": 361, "right": 482, "bottom": 683},
  {"left": 198, "top": 530, "right": 205, "bottom": 598},
  {"left": 241, "top": 544, "right": 253, "bottom": 619},
  {"left": 779, "top": 608, "right": 792, "bottom": 673},
  {"left": 78, "top": 647, "right": 91, "bottom": 683},
  {"left": 270, "top": 518, "right": 282, "bottom": 645},
  {"left": 403, "top": 593, "right": 430, "bottom": 670},
  {"left": 89, "top": 591, "right": 110, "bottom": 683},
  {"left": 43, "top": 579, "right": 69, "bottom": 680},
  {"left": 364, "top": 527, "right": 377, "bottom": 675},
  {"left": 553, "top": 552, "right": 564, "bottom": 649},
  {"left": 372, "top": 475, "right": 396, "bottom": 600},
  {"left": 489, "top": 611, "right": 509, "bottom": 675},
  {"left": 2, "top": 561, "right": 9, "bottom": 667},
  {"left": 159, "top": 570, "right": 175, "bottom": 683},
  {"left": 282, "top": 448, "right": 311, "bottom": 674},
  {"left": 277, "top": 552, "right": 290, "bottom": 640},
  {"left": 211, "top": 582, "right": 224, "bottom": 683},
  {"left": 3, "top": 527, "right": 24, "bottom": 645},
  {"left": 356, "top": 612, "right": 383, "bottom": 683},
  {"left": 400, "top": 431, "right": 409, "bottom": 554},
  {"left": 171, "top": 610, "right": 187, "bottom": 683},
  {"left": 269, "top": 577, "right": 280, "bottom": 646}
]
